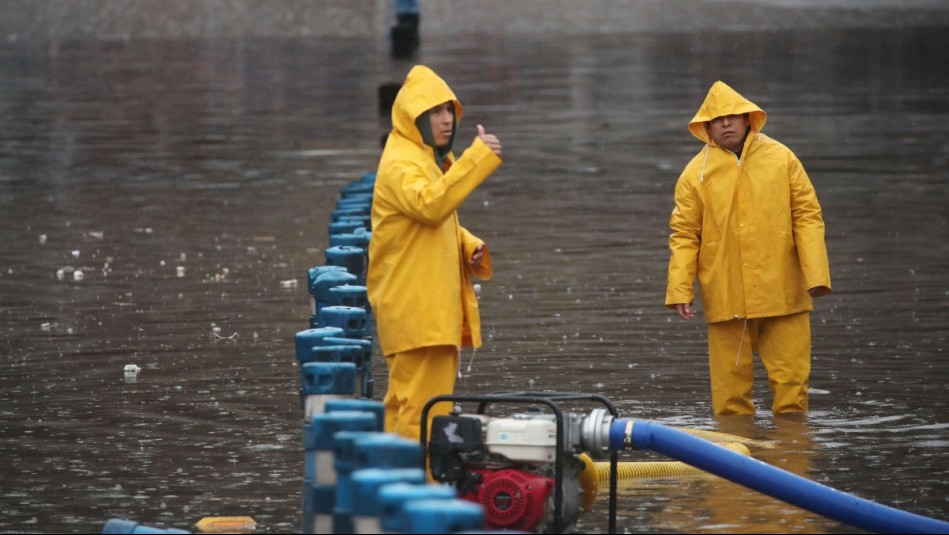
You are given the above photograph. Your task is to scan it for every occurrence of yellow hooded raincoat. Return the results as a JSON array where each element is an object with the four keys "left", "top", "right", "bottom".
[
  {"left": 665, "top": 81, "right": 831, "bottom": 323},
  {"left": 368, "top": 65, "right": 501, "bottom": 357}
]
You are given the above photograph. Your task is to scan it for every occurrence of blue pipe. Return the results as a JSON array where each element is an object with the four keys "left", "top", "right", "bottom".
[{"left": 608, "top": 419, "right": 949, "bottom": 534}]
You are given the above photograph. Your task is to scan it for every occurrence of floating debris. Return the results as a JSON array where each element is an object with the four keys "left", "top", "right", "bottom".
[
  {"left": 280, "top": 279, "right": 298, "bottom": 289},
  {"left": 211, "top": 327, "right": 238, "bottom": 340},
  {"left": 56, "top": 266, "right": 75, "bottom": 281},
  {"left": 194, "top": 515, "right": 257, "bottom": 533}
]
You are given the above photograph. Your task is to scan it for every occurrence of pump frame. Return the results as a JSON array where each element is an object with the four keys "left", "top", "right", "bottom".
[{"left": 421, "top": 391, "right": 619, "bottom": 534}]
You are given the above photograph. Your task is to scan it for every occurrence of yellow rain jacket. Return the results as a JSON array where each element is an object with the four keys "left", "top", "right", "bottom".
[
  {"left": 665, "top": 81, "right": 831, "bottom": 323},
  {"left": 368, "top": 65, "right": 501, "bottom": 356}
]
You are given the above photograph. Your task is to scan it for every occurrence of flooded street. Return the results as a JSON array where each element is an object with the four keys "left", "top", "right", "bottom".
[{"left": 1, "top": 27, "right": 947, "bottom": 533}]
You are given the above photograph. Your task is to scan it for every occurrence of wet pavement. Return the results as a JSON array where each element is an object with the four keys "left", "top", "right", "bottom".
[{"left": 1, "top": 28, "right": 947, "bottom": 533}]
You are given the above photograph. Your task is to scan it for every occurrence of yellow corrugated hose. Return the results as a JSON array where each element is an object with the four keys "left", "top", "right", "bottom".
[
  {"left": 593, "top": 442, "right": 752, "bottom": 485},
  {"left": 578, "top": 427, "right": 767, "bottom": 504}
]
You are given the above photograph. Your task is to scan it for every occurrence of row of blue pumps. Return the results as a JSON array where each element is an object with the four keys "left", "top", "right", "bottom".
[{"left": 101, "top": 173, "right": 494, "bottom": 533}]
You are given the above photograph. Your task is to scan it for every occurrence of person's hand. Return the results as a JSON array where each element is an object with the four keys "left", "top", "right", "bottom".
[
  {"left": 675, "top": 302, "right": 697, "bottom": 321},
  {"left": 477, "top": 124, "right": 502, "bottom": 157},
  {"left": 808, "top": 285, "right": 831, "bottom": 298},
  {"left": 471, "top": 244, "right": 485, "bottom": 267}
]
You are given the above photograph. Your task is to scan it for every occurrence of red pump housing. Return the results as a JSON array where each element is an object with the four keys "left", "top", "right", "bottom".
[{"left": 461, "top": 469, "right": 554, "bottom": 531}]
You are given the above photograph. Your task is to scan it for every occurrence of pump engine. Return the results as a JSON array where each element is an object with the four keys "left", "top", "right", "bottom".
[{"left": 428, "top": 408, "right": 614, "bottom": 533}]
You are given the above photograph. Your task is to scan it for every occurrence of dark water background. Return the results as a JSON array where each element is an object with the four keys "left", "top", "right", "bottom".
[{"left": 1, "top": 27, "right": 947, "bottom": 533}]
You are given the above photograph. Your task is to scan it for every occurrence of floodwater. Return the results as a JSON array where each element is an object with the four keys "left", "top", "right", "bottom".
[{"left": 1, "top": 27, "right": 947, "bottom": 534}]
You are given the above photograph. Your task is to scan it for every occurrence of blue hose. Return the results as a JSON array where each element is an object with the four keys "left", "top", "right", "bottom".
[{"left": 608, "top": 419, "right": 949, "bottom": 534}]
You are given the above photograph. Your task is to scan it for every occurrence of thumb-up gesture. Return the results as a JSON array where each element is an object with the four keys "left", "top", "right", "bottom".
[{"left": 477, "top": 124, "right": 502, "bottom": 157}]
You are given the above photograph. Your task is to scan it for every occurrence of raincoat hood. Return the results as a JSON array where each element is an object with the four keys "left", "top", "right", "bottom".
[
  {"left": 392, "top": 65, "right": 464, "bottom": 149},
  {"left": 688, "top": 81, "right": 767, "bottom": 145}
]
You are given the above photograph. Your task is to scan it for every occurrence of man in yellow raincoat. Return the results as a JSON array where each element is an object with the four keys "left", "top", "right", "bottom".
[
  {"left": 368, "top": 65, "right": 502, "bottom": 440},
  {"left": 665, "top": 81, "right": 831, "bottom": 416}
]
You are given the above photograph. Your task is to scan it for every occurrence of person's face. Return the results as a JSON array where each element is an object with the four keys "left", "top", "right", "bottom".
[
  {"left": 428, "top": 101, "right": 454, "bottom": 148},
  {"left": 708, "top": 114, "right": 749, "bottom": 152}
]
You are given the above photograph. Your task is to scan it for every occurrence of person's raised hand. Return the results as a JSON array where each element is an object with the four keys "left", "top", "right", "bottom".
[{"left": 477, "top": 124, "right": 502, "bottom": 157}]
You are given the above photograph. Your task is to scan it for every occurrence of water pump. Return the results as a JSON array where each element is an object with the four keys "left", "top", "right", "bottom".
[
  {"left": 424, "top": 394, "right": 619, "bottom": 533},
  {"left": 422, "top": 392, "right": 949, "bottom": 535}
]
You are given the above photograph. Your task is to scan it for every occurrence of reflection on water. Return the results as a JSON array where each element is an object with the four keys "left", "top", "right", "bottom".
[{"left": 1, "top": 28, "right": 948, "bottom": 533}]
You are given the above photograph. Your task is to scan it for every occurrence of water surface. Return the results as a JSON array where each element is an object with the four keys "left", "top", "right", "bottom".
[{"left": 1, "top": 28, "right": 947, "bottom": 533}]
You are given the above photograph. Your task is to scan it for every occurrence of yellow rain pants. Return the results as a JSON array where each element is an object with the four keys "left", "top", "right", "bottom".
[
  {"left": 707, "top": 312, "right": 811, "bottom": 415},
  {"left": 383, "top": 345, "right": 458, "bottom": 441}
]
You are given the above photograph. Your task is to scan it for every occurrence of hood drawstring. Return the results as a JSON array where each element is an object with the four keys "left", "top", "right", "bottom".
[
  {"left": 736, "top": 317, "right": 749, "bottom": 367},
  {"left": 700, "top": 144, "right": 710, "bottom": 183}
]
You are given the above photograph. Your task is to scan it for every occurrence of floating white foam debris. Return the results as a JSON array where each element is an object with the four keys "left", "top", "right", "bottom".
[
  {"left": 88, "top": 231, "right": 104, "bottom": 240},
  {"left": 124, "top": 364, "right": 141, "bottom": 374},
  {"left": 212, "top": 331, "right": 238, "bottom": 340},
  {"left": 473, "top": 283, "right": 481, "bottom": 294},
  {"left": 71, "top": 250, "right": 80, "bottom": 258},
  {"left": 210, "top": 325, "right": 237, "bottom": 340},
  {"left": 179, "top": 253, "right": 187, "bottom": 261},
  {"left": 73, "top": 270, "right": 84, "bottom": 281},
  {"left": 808, "top": 388, "right": 831, "bottom": 395},
  {"left": 56, "top": 266, "right": 75, "bottom": 281},
  {"left": 280, "top": 279, "right": 298, "bottom": 289},
  {"left": 39, "top": 234, "right": 47, "bottom": 244},
  {"left": 176, "top": 266, "right": 185, "bottom": 277}
]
